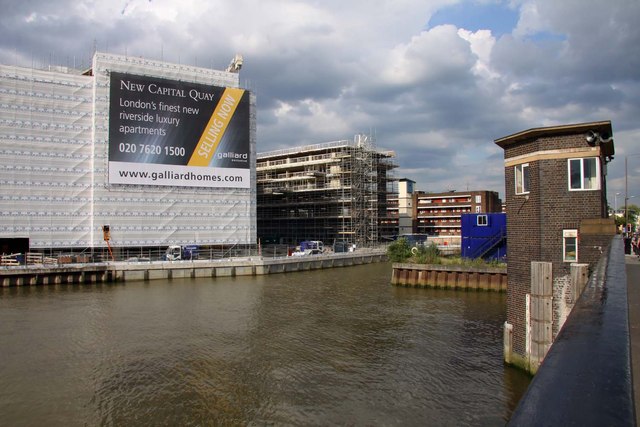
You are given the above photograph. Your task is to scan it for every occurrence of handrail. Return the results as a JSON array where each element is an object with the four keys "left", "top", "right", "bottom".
[{"left": 465, "top": 229, "right": 506, "bottom": 259}]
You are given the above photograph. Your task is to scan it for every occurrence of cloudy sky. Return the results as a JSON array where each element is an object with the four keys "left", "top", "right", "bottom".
[{"left": 1, "top": 0, "right": 639, "bottom": 203}]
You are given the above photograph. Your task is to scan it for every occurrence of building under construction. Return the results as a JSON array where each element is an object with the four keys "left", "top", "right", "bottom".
[
  {"left": 0, "top": 52, "right": 256, "bottom": 256},
  {"left": 256, "top": 135, "right": 397, "bottom": 247}
]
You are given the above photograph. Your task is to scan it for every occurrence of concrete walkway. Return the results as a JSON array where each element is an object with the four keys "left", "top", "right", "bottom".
[{"left": 626, "top": 254, "right": 640, "bottom": 426}]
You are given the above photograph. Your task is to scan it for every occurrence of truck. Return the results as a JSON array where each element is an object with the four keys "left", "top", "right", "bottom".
[
  {"left": 291, "top": 240, "right": 324, "bottom": 256},
  {"left": 164, "top": 245, "right": 199, "bottom": 261}
]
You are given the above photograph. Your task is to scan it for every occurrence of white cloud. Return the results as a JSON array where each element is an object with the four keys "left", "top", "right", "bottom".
[
  {"left": 1, "top": 0, "right": 639, "bottom": 199},
  {"left": 457, "top": 28, "right": 498, "bottom": 79},
  {"left": 512, "top": 1, "right": 547, "bottom": 38},
  {"left": 381, "top": 25, "right": 474, "bottom": 86}
]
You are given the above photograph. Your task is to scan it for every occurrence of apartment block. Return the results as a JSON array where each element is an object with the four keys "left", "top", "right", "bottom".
[{"left": 414, "top": 190, "right": 503, "bottom": 236}]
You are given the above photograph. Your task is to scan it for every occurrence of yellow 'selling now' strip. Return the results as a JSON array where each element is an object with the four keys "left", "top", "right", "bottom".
[{"left": 188, "top": 88, "right": 245, "bottom": 167}]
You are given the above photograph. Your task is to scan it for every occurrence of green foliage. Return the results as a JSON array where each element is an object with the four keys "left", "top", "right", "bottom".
[
  {"left": 612, "top": 203, "right": 639, "bottom": 233},
  {"left": 388, "top": 239, "right": 507, "bottom": 268},
  {"left": 387, "top": 237, "right": 412, "bottom": 262},
  {"left": 465, "top": 257, "right": 506, "bottom": 268},
  {"left": 413, "top": 242, "right": 441, "bottom": 264}
]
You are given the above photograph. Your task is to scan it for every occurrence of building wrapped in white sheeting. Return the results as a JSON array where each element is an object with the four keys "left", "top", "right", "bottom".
[{"left": 0, "top": 52, "right": 256, "bottom": 250}]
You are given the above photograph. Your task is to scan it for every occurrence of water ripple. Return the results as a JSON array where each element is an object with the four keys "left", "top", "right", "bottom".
[{"left": 0, "top": 263, "right": 530, "bottom": 426}]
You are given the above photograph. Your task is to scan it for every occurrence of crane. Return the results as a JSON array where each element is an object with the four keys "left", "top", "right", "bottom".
[{"left": 226, "top": 54, "right": 243, "bottom": 73}]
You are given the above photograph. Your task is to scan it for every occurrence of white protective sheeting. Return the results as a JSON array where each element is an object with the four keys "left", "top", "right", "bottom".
[{"left": 0, "top": 53, "right": 256, "bottom": 249}]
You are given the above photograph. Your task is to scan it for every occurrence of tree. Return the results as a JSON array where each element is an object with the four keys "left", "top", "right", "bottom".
[
  {"left": 387, "top": 237, "right": 412, "bottom": 262},
  {"left": 626, "top": 204, "right": 640, "bottom": 231},
  {"left": 611, "top": 203, "right": 639, "bottom": 232}
]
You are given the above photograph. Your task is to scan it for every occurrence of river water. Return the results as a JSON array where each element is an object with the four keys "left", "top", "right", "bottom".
[{"left": 0, "top": 262, "right": 530, "bottom": 426}]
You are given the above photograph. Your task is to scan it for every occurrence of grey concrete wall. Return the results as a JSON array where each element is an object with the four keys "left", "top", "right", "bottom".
[
  {"left": 507, "top": 236, "right": 634, "bottom": 426},
  {"left": 0, "top": 251, "right": 388, "bottom": 286}
]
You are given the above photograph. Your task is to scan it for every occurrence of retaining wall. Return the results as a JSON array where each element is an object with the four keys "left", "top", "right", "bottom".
[
  {"left": 506, "top": 236, "right": 633, "bottom": 426},
  {"left": 0, "top": 251, "right": 387, "bottom": 286},
  {"left": 391, "top": 263, "right": 507, "bottom": 291}
]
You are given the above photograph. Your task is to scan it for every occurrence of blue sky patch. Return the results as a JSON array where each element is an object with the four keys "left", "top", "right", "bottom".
[
  {"left": 428, "top": 1, "right": 519, "bottom": 37},
  {"left": 525, "top": 30, "right": 567, "bottom": 43}
]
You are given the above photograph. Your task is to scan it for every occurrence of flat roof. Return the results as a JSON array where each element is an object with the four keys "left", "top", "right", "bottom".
[{"left": 494, "top": 121, "right": 613, "bottom": 148}]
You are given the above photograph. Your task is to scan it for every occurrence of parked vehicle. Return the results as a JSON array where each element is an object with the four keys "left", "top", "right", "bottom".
[
  {"left": 291, "top": 248, "right": 322, "bottom": 256},
  {"left": 299, "top": 240, "right": 324, "bottom": 251},
  {"left": 291, "top": 240, "right": 324, "bottom": 256},
  {"left": 164, "top": 245, "right": 199, "bottom": 261}
]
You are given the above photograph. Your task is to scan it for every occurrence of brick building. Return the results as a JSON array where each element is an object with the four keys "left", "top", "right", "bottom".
[
  {"left": 495, "top": 121, "right": 616, "bottom": 373},
  {"left": 414, "top": 190, "right": 502, "bottom": 236},
  {"left": 381, "top": 178, "right": 415, "bottom": 239}
]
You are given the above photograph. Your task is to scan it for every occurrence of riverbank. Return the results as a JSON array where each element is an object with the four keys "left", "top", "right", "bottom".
[
  {"left": 0, "top": 249, "right": 388, "bottom": 287},
  {"left": 391, "top": 263, "right": 507, "bottom": 291}
]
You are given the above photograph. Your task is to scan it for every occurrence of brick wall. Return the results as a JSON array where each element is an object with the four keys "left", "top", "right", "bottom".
[
  {"left": 502, "top": 131, "right": 613, "bottom": 358},
  {"left": 505, "top": 157, "right": 541, "bottom": 355}
]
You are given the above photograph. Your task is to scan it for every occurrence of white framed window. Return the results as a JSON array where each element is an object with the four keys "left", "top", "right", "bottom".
[
  {"left": 475, "top": 206, "right": 481, "bottom": 213},
  {"left": 515, "top": 163, "right": 530, "bottom": 195},
  {"left": 477, "top": 215, "right": 488, "bottom": 226},
  {"left": 563, "top": 229, "right": 578, "bottom": 262},
  {"left": 475, "top": 195, "right": 482, "bottom": 203},
  {"left": 568, "top": 158, "right": 600, "bottom": 191}
]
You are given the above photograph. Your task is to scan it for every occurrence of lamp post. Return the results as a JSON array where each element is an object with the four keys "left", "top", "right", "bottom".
[
  {"left": 624, "top": 154, "right": 640, "bottom": 236},
  {"left": 615, "top": 192, "right": 621, "bottom": 214}
]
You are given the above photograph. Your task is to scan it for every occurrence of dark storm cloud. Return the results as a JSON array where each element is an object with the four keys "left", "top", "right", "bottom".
[{"left": 0, "top": 0, "right": 639, "bottom": 198}]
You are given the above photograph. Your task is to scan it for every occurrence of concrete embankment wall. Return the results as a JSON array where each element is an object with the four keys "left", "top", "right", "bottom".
[
  {"left": 0, "top": 250, "right": 388, "bottom": 287},
  {"left": 391, "top": 263, "right": 507, "bottom": 291},
  {"left": 507, "top": 236, "right": 634, "bottom": 426}
]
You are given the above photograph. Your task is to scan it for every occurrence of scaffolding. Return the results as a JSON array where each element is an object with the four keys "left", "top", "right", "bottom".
[
  {"left": 256, "top": 134, "right": 396, "bottom": 247},
  {"left": 0, "top": 53, "right": 256, "bottom": 250}
]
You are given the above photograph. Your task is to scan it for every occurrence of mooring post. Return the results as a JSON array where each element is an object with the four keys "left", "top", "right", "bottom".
[
  {"left": 529, "top": 261, "right": 553, "bottom": 372},
  {"left": 570, "top": 263, "right": 589, "bottom": 303}
]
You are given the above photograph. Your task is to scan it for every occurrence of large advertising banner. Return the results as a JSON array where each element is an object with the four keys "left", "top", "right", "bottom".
[{"left": 108, "top": 72, "right": 250, "bottom": 188}]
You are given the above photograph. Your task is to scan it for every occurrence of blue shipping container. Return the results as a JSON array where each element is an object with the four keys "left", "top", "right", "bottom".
[{"left": 461, "top": 213, "right": 507, "bottom": 261}]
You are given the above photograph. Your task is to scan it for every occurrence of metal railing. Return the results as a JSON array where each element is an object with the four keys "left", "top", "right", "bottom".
[{"left": 0, "top": 243, "right": 394, "bottom": 268}]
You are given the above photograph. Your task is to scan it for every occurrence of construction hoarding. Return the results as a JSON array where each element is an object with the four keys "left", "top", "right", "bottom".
[{"left": 108, "top": 72, "right": 250, "bottom": 188}]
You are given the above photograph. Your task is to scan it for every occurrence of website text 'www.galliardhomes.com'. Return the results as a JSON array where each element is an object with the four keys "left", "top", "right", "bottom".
[{"left": 117, "top": 169, "right": 244, "bottom": 184}]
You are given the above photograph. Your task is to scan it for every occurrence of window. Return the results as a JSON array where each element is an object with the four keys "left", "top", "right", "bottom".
[
  {"left": 569, "top": 158, "right": 600, "bottom": 191},
  {"left": 475, "top": 206, "right": 481, "bottom": 213},
  {"left": 563, "top": 230, "right": 578, "bottom": 262},
  {"left": 515, "top": 163, "right": 530, "bottom": 195},
  {"left": 475, "top": 195, "right": 482, "bottom": 203},
  {"left": 477, "top": 215, "right": 488, "bottom": 226}
]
